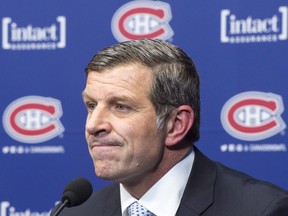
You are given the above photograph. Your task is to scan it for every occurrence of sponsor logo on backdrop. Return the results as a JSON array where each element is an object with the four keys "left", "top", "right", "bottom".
[
  {"left": 1, "top": 16, "right": 66, "bottom": 50},
  {"left": 220, "top": 6, "right": 288, "bottom": 43},
  {"left": 220, "top": 143, "right": 287, "bottom": 153},
  {"left": 220, "top": 91, "right": 287, "bottom": 152},
  {"left": 2, "top": 96, "right": 65, "bottom": 154},
  {"left": 111, "top": 1, "right": 173, "bottom": 42},
  {"left": 0, "top": 201, "right": 51, "bottom": 216}
]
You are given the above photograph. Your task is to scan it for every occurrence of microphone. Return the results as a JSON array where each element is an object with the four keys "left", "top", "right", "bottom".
[{"left": 52, "top": 178, "right": 93, "bottom": 216}]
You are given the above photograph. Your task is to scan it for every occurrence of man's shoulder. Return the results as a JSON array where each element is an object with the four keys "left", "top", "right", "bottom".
[
  {"left": 186, "top": 147, "right": 288, "bottom": 215},
  {"left": 212, "top": 162, "right": 288, "bottom": 214},
  {"left": 215, "top": 161, "right": 288, "bottom": 196},
  {"left": 194, "top": 146, "right": 287, "bottom": 196}
]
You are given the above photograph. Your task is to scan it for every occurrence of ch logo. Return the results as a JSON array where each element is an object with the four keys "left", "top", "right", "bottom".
[
  {"left": 221, "top": 91, "right": 286, "bottom": 141},
  {"left": 2, "top": 96, "right": 64, "bottom": 143},
  {"left": 111, "top": 1, "right": 174, "bottom": 42}
]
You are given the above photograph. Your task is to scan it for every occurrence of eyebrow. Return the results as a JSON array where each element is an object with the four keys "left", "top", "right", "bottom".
[
  {"left": 82, "top": 91, "right": 93, "bottom": 101},
  {"left": 82, "top": 91, "right": 89, "bottom": 98}
]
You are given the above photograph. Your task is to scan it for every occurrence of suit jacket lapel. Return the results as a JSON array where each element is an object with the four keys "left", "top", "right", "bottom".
[
  {"left": 100, "top": 184, "right": 122, "bottom": 216},
  {"left": 176, "top": 146, "right": 217, "bottom": 216}
]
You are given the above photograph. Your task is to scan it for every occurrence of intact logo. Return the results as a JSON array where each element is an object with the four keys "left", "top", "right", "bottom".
[
  {"left": 2, "top": 16, "right": 66, "bottom": 50},
  {"left": 2, "top": 96, "right": 65, "bottom": 143},
  {"left": 220, "top": 6, "right": 288, "bottom": 43},
  {"left": 0, "top": 201, "right": 52, "bottom": 216},
  {"left": 111, "top": 1, "right": 174, "bottom": 42},
  {"left": 221, "top": 92, "right": 286, "bottom": 141}
]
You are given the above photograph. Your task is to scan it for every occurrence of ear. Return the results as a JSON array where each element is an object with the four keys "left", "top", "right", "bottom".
[{"left": 165, "top": 105, "right": 194, "bottom": 147}]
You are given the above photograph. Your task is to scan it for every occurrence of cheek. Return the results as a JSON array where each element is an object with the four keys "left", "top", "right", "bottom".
[
  {"left": 131, "top": 117, "right": 160, "bottom": 144},
  {"left": 85, "top": 130, "right": 89, "bottom": 143},
  {"left": 129, "top": 125, "right": 164, "bottom": 156}
]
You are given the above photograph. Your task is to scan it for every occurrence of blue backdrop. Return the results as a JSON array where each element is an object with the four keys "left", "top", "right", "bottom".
[{"left": 1, "top": 0, "right": 287, "bottom": 215}]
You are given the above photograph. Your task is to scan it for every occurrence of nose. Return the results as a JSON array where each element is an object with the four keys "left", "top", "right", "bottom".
[{"left": 85, "top": 106, "right": 112, "bottom": 136}]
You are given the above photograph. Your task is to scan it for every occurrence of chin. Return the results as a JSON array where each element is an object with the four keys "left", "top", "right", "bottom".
[{"left": 94, "top": 167, "right": 112, "bottom": 180}]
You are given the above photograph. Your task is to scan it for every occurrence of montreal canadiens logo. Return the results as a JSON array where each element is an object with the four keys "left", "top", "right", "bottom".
[
  {"left": 221, "top": 92, "right": 286, "bottom": 141},
  {"left": 111, "top": 1, "right": 174, "bottom": 42},
  {"left": 2, "top": 96, "right": 65, "bottom": 143}
]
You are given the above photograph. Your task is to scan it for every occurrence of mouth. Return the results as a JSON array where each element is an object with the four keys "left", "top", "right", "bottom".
[
  {"left": 89, "top": 139, "right": 122, "bottom": 149},
  {"left": 88, "top": 138, "right": 123, "bottom": 161}
]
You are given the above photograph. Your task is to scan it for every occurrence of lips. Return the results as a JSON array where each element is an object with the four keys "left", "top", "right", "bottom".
[
  {"left": 88, "top": 138, "right": 122, "bottom": 149},
  {"left": 88, "top": 138, "right": 123, "bottom": 161}
]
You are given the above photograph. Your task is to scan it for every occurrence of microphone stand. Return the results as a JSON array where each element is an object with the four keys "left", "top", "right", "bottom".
[{"left": 52, "top": 199, "right": 69, "bottom": 216}]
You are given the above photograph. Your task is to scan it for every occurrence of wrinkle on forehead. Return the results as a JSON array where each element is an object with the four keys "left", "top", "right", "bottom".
[{"left": 89, "top": 64, "right": 152, "bottom": 90}]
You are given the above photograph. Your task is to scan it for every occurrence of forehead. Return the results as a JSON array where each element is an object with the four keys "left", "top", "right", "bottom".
[{"left": 84, "top": 64, "right": 152, "bottom": 98}]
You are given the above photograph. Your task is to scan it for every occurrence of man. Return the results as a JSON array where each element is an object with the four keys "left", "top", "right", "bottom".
[{"left": 52, "top": 39, "right": 288, "bottom": 215}]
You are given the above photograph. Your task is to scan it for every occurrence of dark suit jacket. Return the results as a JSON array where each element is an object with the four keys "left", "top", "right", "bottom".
[{"left": 51, "top": 147, "right": 288, "bottom": 216}]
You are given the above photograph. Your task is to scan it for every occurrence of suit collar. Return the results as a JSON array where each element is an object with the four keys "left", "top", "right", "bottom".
[{"left": 177, "top": 146, "right": 217, "bottom": 215}]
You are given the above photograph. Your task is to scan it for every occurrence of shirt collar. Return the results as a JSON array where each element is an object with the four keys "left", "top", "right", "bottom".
[{"left": 120, "top": 149, "right": 195, "bottom": 216}]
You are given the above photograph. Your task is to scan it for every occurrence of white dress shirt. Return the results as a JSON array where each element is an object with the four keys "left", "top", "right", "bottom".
[{"left": 120, "top": 149, "right": 195, "bottom": 216}]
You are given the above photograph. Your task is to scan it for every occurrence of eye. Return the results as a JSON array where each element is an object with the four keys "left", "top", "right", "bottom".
[
  {"left": 86, "top": 102, "right": 96, "bottom": 111},
  {"left": 115, "top": 104, "right": 130, "bottom": 112}
]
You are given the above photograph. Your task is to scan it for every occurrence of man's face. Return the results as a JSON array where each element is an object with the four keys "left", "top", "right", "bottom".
[{"left": 82, "top": 64, "right": 166, "bottom": 184}]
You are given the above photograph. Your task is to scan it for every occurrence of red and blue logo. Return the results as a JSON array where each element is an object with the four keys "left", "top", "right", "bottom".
[
  {"left": 111, "top": 1, "right": 174, "bottom": 42},
  {"left": 2, "top": 96, "right": 65, "bottom": 143},
  {"left": 221, "top": 91, "right": 286, "bottom": 141}
]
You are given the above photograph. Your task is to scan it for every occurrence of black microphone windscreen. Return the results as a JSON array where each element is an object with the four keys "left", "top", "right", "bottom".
[{"left": 61, "top": 178, "right": 93, "bottom": 207}]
